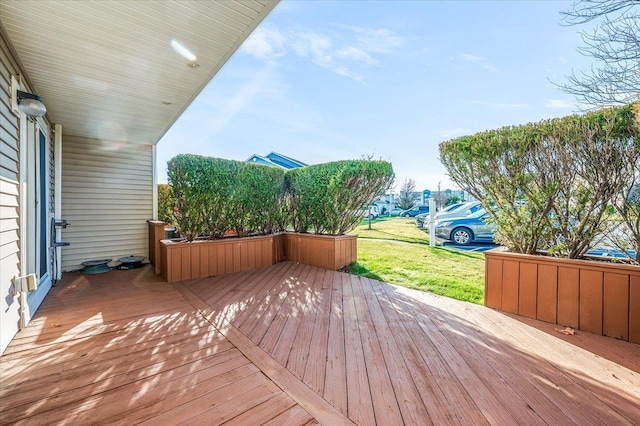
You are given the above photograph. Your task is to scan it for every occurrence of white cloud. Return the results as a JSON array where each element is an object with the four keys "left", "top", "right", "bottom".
[
  {"left": 350, "top": 27, "right": 405, "bottom": 54},
  {"left": 333, "top": 65, "right": 364, "bottom": 82},
  {"left": 544, "top": 99, "right": 575, "bottom": 109},
  {"left": 460, "top": 53, "right": 498, "bottom": 72},
  {"left": 291, "top": 31, "right": 368, "bottom": 80},
  {"left": 240, "top": 27, "right": 287, "bottom": 63},
  {"left": 482, "top": 64, "right": 499, "bottom": 72},
  {"left": 240, "top": 24, "right": 404, "bottom": 81},
  {"left": 336, "top": 46, "right": 376, "bottom": 65},
  {"left": 291, "top": 32, "right": 329, "bottom": 62},
  {"left": 558, "top": 56, "right": 568, "bottom": 64},
  {"left": 460, "top": 53, "right": 485, "bottom": 62}
]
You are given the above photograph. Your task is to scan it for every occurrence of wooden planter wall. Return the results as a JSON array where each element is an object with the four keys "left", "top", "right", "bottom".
[
  {"left": 485, "top": 248, "right": 640, "bottom": 343},
  {"left": 147, "top": 220, "right": 166, "bottom": 275},
  {"left": 159, "top": 232, "right": 356, "bottom": 283},
  {"left": 161, "top": 234, "right": 283, "bottom": 283},
  {"left": 283, "top": 233, "right": 357, "bottom": 271}
]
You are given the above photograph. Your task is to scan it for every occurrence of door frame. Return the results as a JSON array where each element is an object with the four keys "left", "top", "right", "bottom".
[{"left": 18, "top": 110, "right": 52, "bottom": 327}]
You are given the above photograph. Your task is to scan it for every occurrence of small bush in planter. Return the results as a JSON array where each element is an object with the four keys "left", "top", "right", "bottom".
[
  {"left": 167, "top": 154, "right": 285, "bottom": 241},
  {"left": 440, "top": 104, "right": 639, "bottom": 262},
  {"left": 157, "top": 183, "right": 173, "bottom": 223},
  {"left": 285, "top": 160, "right": 394, "bottom": 235},
  {"left": 166, "top": 154, "right": 394, "bottom": 241}
]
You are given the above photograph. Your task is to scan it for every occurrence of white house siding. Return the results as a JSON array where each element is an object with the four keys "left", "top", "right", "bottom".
[
  {"left": 0, "top": 34, "right": 22, "bottom": 354},
  {"left": 61, "top": 136, "right": 152, "bottom": 271}
]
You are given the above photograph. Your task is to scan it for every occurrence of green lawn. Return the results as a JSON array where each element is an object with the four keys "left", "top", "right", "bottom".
[
  {"left": 352, "top": 216, "right": 431, "bottom": 244},
  {"left": 348, "top": 217, "right": 485, "bottom": 304}
]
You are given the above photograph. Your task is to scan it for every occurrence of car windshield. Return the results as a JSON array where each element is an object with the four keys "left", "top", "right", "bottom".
[
  {"left": 442, "top": 203, "right": 464, "bottom": 212},
  {"left": 466, "top": 209, "right": 486, "bottom": 219},
  {"left": 451, "top": 202, "right": 478, "bottom": 212}
]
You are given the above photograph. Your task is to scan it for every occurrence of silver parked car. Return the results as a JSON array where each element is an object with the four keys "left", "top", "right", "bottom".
[
  {"left": 435, "top": 209, "right": 497, "bottom": 245},
  {"left": 424, "top": 201, "right": 483, "bottom": 228}
]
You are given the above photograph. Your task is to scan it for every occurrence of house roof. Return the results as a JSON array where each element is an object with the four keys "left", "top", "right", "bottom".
[
  {"left": 246, "top": 154, "right": 283, "bottom": 168},
  {"left": 247, "top": 152, "right": 306, "bottom": 169},
  {"left": 266, "top": 152, "right": 307, "bottom": 168},
  {"left": 0, "top": 1, "right": 277, "bottom": 145}
]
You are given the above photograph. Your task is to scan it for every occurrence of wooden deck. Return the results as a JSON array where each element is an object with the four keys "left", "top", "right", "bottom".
[{"left": 1, "top": 262, "right": 639, "bottom": 425}]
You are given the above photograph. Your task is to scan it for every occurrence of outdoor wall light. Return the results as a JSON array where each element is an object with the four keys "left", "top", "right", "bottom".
[
  {"left": 170, "top": 39, "right": 199, "bottom": 68},
  {"left": 17, "top": 90, "right": 46, "bottom": 117}
]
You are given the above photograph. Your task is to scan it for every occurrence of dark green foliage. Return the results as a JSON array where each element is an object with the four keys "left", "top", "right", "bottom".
[
  {"left": 440, "top": 104, "right": 640, "bottom": 261},
  {"left": 229, "top": 163, "right": 287, "bottom": 237},
  {"left": 167, "top": 154, "right": 285, "bottom": 240},
  {"left": 157, "top": 183, "right": 173, "bottom": 223},
  {"left": 286, "top": 160, "right": 394, "bottom": 235},
  {"left": 444, "top": 195, "right": 461, "bottom": 207},
  {"left": 166, "top": 155, "right": 393, "bottom": 240}
]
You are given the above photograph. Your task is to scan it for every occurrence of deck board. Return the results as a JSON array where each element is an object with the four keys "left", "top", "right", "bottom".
[
  {"left": 350, "top": 276, "right": 404, "bottom": 425},
  {"left": 323, "top": 271, "right": 349, "bottom": 416},
  {"left": 301, "top": 270, "right": 333, "bottom": 394},
  {"left": 274, "top": 267, "right": 320, "bottom": 369},
  {"left": 261, "top": 265, "right": 316, "bottom": 358},
  {"left": 365, "top": 279, "right": 456, "bottom": 424},
  {"left": 430, "top": 289, "right": 639, "bottom": 424},
  {"left": 411, "top": 289, "right": 610, "bottom": 425},
  {"left": 221, "top": 392, "right": 297, "bottom": 426},
  {"left": 2, "top": 262, "right": 639, "bottom": 425},
  {"left": 232, "top": 261, "right": 300, "bottom": 333}
]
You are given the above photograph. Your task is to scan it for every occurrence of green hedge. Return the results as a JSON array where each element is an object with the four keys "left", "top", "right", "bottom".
[
  {"left": 439, "top": 104, "right": 640, "bottom": 261},
  {"left": 157, "top": 183, "right": 173, "bottom": 223},
  {"left": 286, "top": 160, "right": 394, "bottom": 235},
  {"left": 166, "top": 155, "right": 393, "bottom": 240},
  {"left": 167, "top": 154, "right": 285, "bottom": 240}
]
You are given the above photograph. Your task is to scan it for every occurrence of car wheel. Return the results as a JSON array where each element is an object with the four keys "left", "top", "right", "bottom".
[{"left": 452, "top": 227, "right": 473, "bottom": 245}]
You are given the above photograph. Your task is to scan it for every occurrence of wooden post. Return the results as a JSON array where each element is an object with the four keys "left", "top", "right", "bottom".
[{"left": 148, "top": 220, "right": 165, "bottom": 275}]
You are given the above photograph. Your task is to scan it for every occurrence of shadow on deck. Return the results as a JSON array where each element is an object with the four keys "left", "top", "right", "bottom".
[{"left": 1, "top": 262, "right": 638, "bottom": 425}]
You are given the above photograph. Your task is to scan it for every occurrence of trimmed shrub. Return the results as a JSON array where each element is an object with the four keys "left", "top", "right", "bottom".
[
  {"left": 440, "top": 104, "right": 639, "bottom": 261},
  {"left": 228, "top": 162, "right": 287, "bottom": 237},
  {"left": 166, "top": 155, "right": 392, "bottom": 240},
  {"left": 157, "top": 183, "right": 173, "bottom": 223},
  {"left": 286, "top": 160, "right": 394, "bottom": 235},
  {"left": 167, "top": 154, "right": 285, "bottom": 240}
]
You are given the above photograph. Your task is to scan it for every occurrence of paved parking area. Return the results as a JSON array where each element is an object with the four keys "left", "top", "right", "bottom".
[
  {"left": 439, "top": 241, "right": 499, "bottom": 252},
  {"left": 440, "top": 242, "right": 636, "bottom": 259}
]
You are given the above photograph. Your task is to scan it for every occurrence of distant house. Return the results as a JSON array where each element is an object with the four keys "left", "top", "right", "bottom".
[{"left": 246, "top": 152, "right": 306, "bottom": 170}]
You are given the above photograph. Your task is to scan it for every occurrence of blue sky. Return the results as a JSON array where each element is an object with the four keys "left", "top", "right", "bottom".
[{"left": 157, "top": 0, "right": 594, "bottom": 192}]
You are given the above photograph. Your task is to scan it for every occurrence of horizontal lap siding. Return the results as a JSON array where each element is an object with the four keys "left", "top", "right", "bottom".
[
  {"left": 0, "top": 37, "right": 21, "bottom": 354},
  {"left": 61, "top": 136, "right": 152, "bottom": 271}
]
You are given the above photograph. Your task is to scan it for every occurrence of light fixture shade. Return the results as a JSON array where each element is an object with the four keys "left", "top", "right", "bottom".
[{"left": 18, "top": 98, "right": 46, "bottom": 117}]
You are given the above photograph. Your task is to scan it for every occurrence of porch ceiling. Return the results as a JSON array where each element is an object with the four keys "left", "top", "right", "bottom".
[{"left": 0, "top": 0, "right": 277, "bottom": 145}]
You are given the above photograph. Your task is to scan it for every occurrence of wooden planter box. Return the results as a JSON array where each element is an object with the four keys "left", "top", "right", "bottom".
[
  {"left": 159, "top": 232, "right": 356, "bottom": 283},
  {"left": 161, "top": 234, "right": 285, "bottom": 283},
  {"left": 148, "top": 220, "right": 166, "bottom": 275},
  {"left": 284, "top": 233, "right": 357, "bottom": 271},
  {"left": 485, "top": 247, "right": 640, "bottom": 343}
]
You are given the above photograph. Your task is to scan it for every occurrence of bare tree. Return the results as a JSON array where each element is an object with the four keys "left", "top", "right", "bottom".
[
  {"left": 433, "top": 181, "right": 448, "bottom": 209},
  {"left": 397, "top": 178, "right": 416, "bottom": 210},
  {"left": 559, "top": 0, "right": 640, "bottom": 106},
  {"left": 601, "top": 143, "right": 640, "bottom": 263}
]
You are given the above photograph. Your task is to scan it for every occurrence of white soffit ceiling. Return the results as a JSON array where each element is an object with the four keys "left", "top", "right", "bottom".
[{"left": 0, "top": 0, "right": 277, "bottom": 145}]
